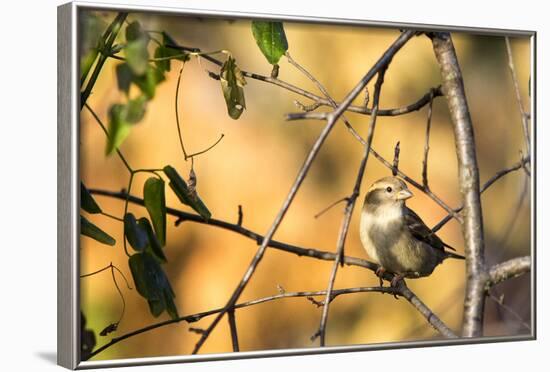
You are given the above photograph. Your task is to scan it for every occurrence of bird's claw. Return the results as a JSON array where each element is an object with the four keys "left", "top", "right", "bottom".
[{"left": 375, "top": 267, "right": 386, "bottom": 287}]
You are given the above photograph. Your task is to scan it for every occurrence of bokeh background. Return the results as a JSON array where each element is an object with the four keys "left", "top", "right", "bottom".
[{"left": 79, "top": 10, "right": 532, "bottom": 361}]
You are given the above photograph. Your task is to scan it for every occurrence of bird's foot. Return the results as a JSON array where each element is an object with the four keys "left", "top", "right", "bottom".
[
  {"left": 390, "top": 274, "right": 404, "bottom": 288},
  {"left": 375, "top": 267, "right": 386, "bottom": 287}
]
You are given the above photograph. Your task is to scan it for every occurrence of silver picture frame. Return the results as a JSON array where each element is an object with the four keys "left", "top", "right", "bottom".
[{"left": 58, "top": 1, "right": 536, "bottom": 369}]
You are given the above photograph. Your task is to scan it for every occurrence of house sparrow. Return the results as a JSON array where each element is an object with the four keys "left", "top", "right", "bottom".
[{"left": 359, "top": 176, "right": 464, "bottom": 286}]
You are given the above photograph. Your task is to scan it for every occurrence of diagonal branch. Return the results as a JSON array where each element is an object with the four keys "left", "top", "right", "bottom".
[
  {"left": 431, "top": 155, "right": 530, "bottom": 233},
  {"left": 317, "top": 68, "right": 386, "bottom": 346},
  {"left": 431, "top": 32, "right": 486, "bottom": 337}
]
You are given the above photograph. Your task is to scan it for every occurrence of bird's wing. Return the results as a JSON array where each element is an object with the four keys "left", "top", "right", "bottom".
[{"left": 404, "top": 207, "right": 456, "bottom": 251}]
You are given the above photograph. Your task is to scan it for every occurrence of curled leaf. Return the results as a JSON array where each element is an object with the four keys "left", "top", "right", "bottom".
[
  {"left": 163, "top": 165, "right": 211, "bottom": 221},
  {"left": 220, "top": 56, "right": 246, "bottom": 120}
]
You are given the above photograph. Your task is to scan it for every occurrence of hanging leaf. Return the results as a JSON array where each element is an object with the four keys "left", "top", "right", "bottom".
[
  {"left": 163, "top": 165, "right": 211, "bottom": 220},
  {"left": 115, "top": 63, "right": 133, "bottom": 95},
  {"left": 143, "top": 177, "right": 166, "bottom": 245},
  {"left": 80, "top": 215, "right": 115, "bottom": 246},
  {"left": 126, "top": 95, "right": 147, "bottom": 123},
  {"left": 134, "top": 65, "right": 165, "bottom": 99},
  {"left": 81, "top": 312, "right": 96, "bottom": 361},
  {"left": 106, "top": 104, "right": 131, "bottom": 155},
  {"left": 124, "top": 213, "right": 148, "bottom": 252},
  {"left": 138, "top": 217, "right": 167, "bottom": 263},
  {"left": 251, "top": 21, "right": 288, "bottom": 65},
  {"left": 81, "top": 182, "right": 101, "bottom": 214},
  {"left": 220, "top": 56, "right": 246, "bottom": 120},
  {"left": 124, "top": 21, "right": 149, "bottom": 76},
  {"left": 128, "top": 252, "right": 178, "bottom": 319}
]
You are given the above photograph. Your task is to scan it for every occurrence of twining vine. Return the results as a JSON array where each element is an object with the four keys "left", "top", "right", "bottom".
[{"left": 79, "top": 12, "right": 532, "bottom": 360}]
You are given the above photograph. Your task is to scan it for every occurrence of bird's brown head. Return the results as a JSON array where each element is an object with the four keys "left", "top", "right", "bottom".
[{"left": 364, "top": 176, "right": 413, "bottom": 209}]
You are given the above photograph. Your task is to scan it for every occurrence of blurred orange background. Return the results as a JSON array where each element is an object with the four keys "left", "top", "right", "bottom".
[{"left": 79, "top": 10, "right": 532, "bottom": 361}]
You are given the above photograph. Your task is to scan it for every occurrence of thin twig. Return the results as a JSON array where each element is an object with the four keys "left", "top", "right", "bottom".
[
  {"left": 487, "top": 291, "right": 531, "bottom": 331},
  {"left": 422, "top": 92, "right": 434, "bottom": 188},
  {"left": 392, "top": 141, "right": 401, "bottom": 176},
  {"left": 88, "top": 283, "right": 456, "bottom": 359},
  {"left": 431, "top": 155, "right": 530, "bottom": 233},
  {"left": 505, "top": 37, "right": 531, "bottom": 156},
  {"left": 166, "top": 43, "right": 442, "bottom": 118},
  {"left": 317, "top": 68, "right": 387, "bottom": 346},
  {"left": 314, "top": 197, "right": 348, "bottom": 219},
  {"left": 175, "top": 65, "right": 188, "bottom": 159},
  {"left": 237, "top": 205, "right": 243, "bottom": 226},
  {"left": 227, "top": 310, "right": 240, "bottom": 352},
  {"left": 81, "top": 13, "right": 127, "bottom": 110}
]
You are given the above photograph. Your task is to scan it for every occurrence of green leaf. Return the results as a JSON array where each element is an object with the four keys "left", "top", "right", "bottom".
[
  {"left": 220, "top": 56, "right": 246, "bottom": 120},
  {"left": 251, "top": 21, "right": 288, "bottom": 64},
  {"left": 81, "top": 182, "right": 101, "bottom": 214},
  {"left": 106, "top": 104, "right": 132, "bottom": 155},
  {"left": 80, "top": 215, "right": 115, "bottom": 246},
  {"left": 154, "top": 45, "right": 171, "bottom": 73},
  {"left": 124, "top": 21, "right": 150, "bottom": 76},
  {"left": 163, "top": 166, "right": 211, "bottom": 220},
  {"left": 126, "top": 95, "right": 147, "bottom": 123},
  {"left": 134, "top": 65, "right": 165, "bottom": 99},
  {"left": 79, "top": 13, "right": 107, "bottom": 82},
  {"left": 128, "top": 252, "right": 178, "bottom": 319},
  {"left": 143, "top": 177, "right": 166, "bottom": 245},
  {"left": 125, "top": 21, "right": 148, "bottom": 42},
  {"left": 137, "top": 217, "right": 167, "bottom": 263},
  {"left": 115, "top": 63, "right": 133, "bottom": 95},
  {"left": 125, "top": 38, "right": 149, "bottom": 76},
  {"left": 124, "top": 213, "right": 148, "bottom": 252}
]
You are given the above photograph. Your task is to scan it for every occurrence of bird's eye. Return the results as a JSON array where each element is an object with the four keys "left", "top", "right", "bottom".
[{"left": 386, "top": 186, "right": 392, "bottom": 193}]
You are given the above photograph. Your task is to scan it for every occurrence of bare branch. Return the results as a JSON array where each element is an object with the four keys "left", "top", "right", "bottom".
[
  {"left": 487, "top": 291, "right": 531, "bottom": 331},
  {"left": 486, "top": 256, "right": 531, "bottom": 289},
  {"left": 422, "top": 92, "right": 434, "bottom": 188},
  {"left": 392, "top": 141, "right": 401, "bottom": 176},
  {"left": 431, "top": 155, "right": 530, "bottom": 233},
  {"left": 167, "top": 43, "right": 442, "bottom": 118},
  {"left": 314, "top": 197, "right": 348, "bottom": 219},
  {"left": 431, "top": 32, "right": 486, "bottom": 337},
  {"left": 227, "top": 310, "right": 240, "bottom": 352},
  {"left": 505, "top": 37, "right": 531, "bottom": 156},
  {"left": 237, "top": 205, "right": 243, "bottom": 226},
  {"left": 89, "top": 283, "right": 456, "bottom": 359},
  {"left": 318, "top": 68, "right": 386, "bottom": 346}
]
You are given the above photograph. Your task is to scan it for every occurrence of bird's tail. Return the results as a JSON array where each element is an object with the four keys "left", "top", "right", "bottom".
[{"left": 445, "top": 251, "right": 465, "bottom": 260}]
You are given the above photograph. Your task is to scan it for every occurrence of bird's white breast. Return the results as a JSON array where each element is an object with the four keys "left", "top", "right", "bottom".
[{"left": 359, "top": 205, "right": 403, "bottom": 264}]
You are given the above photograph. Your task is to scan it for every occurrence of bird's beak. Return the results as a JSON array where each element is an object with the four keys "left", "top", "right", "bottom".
[{"left": 396, "top": 189, "right": 413, "bottom": 200}]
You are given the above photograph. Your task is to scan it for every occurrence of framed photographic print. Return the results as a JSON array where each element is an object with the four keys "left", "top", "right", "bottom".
[{"left": 57, "top": 1, "right": 535, "bottom": 369}]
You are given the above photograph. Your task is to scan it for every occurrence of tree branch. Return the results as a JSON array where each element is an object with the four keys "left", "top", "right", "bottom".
[
  {"left": 318, "top": 68, "right": 386, "bottom": 346},
  {"left": 89, "top": 281, "right": 458, "bottom": 359},
  {"left": 504, "top": 37, "right": 531, "bottom": 157},
  {"left": 431, "top": 155, "right": 529, "bottom": 233},
  {"left": 486, "top": 256, "right": 531, "bottom": 289},
  {"left": 431, "top": 32, "right": 486, "bottom": 337}
]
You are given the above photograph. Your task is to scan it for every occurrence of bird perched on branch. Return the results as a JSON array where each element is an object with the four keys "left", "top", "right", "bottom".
[{"left": 359, "top": 177, "right": 464, "bottom": 287}]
